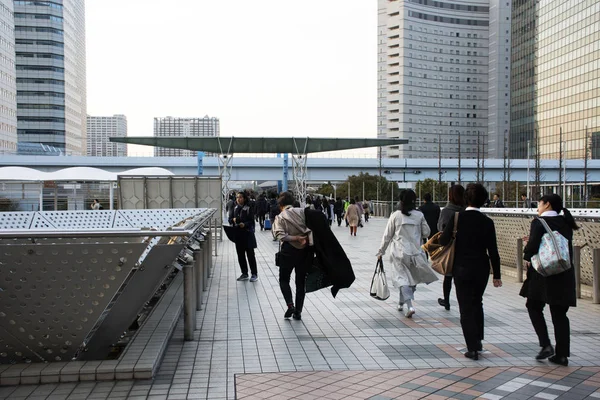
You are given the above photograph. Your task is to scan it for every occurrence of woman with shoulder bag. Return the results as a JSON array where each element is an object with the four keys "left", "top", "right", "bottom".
[
  {"left": 376, "top": 190, "right": 438, "bottom": 318},
  {"left": 229, "top": 191, "right": 259, "bottom": 282},
  {"left": 273, "top": 191, "right": 313, "bottom": 320},
  {"left": 520, "top": 194, "right": 578, "bottom": 366},
  {"left": 439, "top": 183, "right": 502, "bottom": 360},
  {"left": 436, "top": 184, "right": 466, "bottom": 311}
]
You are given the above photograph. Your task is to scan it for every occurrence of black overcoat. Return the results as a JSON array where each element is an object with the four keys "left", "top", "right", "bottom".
[
  {"left": 228, "top": 204, "right": 257, "bottom": 249},
  {"left": 520, "top": 216, "right": 576, "bottom": 307},
  {"left": 304, "top": 209, "right": 354, "bottom": 297}
]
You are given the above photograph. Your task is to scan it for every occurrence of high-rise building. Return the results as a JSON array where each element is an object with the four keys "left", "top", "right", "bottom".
[
  {"left": 0, "top": 0, "right": 17, "bottom": 154},
  {"left": 87, "top": 114, "right": 127, "bottom": 157},
  {"left": 14, "top": 0, "right": 87, "bottom": 155},
  {"left": 511, "top": 0, "right": 599, "bottom": 160},
  {"left": 378, "top": 0, "right": 492, "bottom": 159},
  {"left": 154, "top": 116, "right": 219, "bottom": 157}
]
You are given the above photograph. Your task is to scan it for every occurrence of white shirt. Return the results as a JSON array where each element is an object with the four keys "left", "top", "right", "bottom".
[
  {"left": 540, "top": 210, "right": 558, "bottom": 217},
  {"left": 465, "top": 207, "right": 480, "bottom": 212}
]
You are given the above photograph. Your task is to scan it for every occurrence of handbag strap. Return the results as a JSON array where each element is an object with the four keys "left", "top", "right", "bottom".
[
  {"left": 536, "top": 217, "right": 562, "bottom": 256},
  {"left": 452, "top": 212, "right": 459, "bottom": 238}
]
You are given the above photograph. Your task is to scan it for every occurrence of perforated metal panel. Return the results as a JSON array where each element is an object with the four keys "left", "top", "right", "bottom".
[
  {"left": 0, "top": 242, "right": 147, "bottom": 364},
  {"left": 172, "top": 178, "right": 197, "bottom": 208},
  {"left": 484, "top": 211, "right": 600, "bottom": 286},
  {"left": 0, "top": 212, "right": 34, "bottom": 230},
  {"left": 41, "top": 210, "right": 115, "bottom": 229}
]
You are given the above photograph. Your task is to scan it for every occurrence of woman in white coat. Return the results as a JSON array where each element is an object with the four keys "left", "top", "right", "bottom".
[{"left": 376, "top": 189, "right": 438, "bottom": 318}]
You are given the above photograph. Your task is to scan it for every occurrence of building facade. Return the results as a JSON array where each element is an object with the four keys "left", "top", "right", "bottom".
[
  {"left": 153, "top": 116, "right": 220, "bottom": 157},
  {"left": 87, "top": 114, "right": 127, "bottom": 157},
  {"left": 511, "top": 0, "right": 599, "bottom": 160},
  {"left": 14, "top": 0, "right": 87, "bottom": 155},
  {"left": 378, "top": 0, "right": 506, "bottom": 160},
  {"left": 0, "top": 0, "right": 17, "bottom": 154}
]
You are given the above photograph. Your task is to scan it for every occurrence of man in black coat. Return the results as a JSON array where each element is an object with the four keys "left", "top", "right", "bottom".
[{"left": 419, "top": 193, "right": 440, "bottom": 239}]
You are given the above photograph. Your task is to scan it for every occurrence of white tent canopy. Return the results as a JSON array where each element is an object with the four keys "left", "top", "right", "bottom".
[{"left": 0, "top": 166, "right": 174, "bottom": 182}]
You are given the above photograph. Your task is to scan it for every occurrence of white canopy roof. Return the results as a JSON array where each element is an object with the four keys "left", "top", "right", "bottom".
[{"left": 0, "top": 166, "right": 174, "bottom": 182}]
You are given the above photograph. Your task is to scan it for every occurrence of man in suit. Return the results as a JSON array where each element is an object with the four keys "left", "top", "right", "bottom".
[
  {"left": 492, "top": 193, "right": 505, "bottom": 208},
  {"left": 419, "top": 193, "right": 440, "bottom": 239}
]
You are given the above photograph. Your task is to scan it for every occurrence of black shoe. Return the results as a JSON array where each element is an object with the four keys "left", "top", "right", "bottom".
[
  {"left": 548, "top": 355, "right": 568, "bottom": 366},
  {"left": 438, "top": 298, "right": 450, "bottom": 311},
  {"left": 535, "top": 345, "right": 555, "bottom": 360},
  {"left": 284, "top": 306, "right": 295, "bottom": 319},
  {"left": 292, "top": 312, "right": 302, "bottom": 320},
  {"left": 476, "top": 341, "right": 483, "bottom": 352},
  {"left": 464, "top": 350, "right": 479, "bottom": 360},
  {"left": 237, "top": 274, "right": 249, "bottom": 281}
]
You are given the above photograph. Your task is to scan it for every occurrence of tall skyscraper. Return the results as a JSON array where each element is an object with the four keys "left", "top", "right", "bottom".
[
  {"left": 0, "top": 0, "right": 17, "bottom": 154},
  {"left": 87, "top": 114, "right": 127, "bottom": 157},
  {"left": 511, "top": 0, "right": 599, "bottom": 160},
  {"left": 154, "top": 116, "right": 220, "bottom": 157},
  {"left": 14, "top": 0, "right": 87, "bottom": 155},
  {"left": 378, "top": 0, "right": 490, "bottom": 159}
]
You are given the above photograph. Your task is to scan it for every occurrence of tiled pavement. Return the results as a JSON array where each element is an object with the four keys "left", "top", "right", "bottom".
[{"left": 1, "top": 217, "right": 600, "bottom": 400}]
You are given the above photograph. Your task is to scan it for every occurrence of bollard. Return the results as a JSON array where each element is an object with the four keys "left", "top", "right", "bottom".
[
  {"left": 193, "top": 249, "right": 204, "bottom": 311},
  {"left": 573, "top": 246, "right": 581, "bottom": 299},
  {"left": 202, "top": 238, "right": 209, "bottom": 291},
  {"left": 516, "top": 238, "right": 524, "bottom": 283},
  {"left": 594, "top": 248, "right": 600, "bottom": 304},
  {"left": 183, "top": 262, "right": 196, "bottom": 340}
]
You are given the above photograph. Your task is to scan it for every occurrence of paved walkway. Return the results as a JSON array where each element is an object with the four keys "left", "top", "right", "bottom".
[{"left": 1, "top": 217, "right": 600, "bottom": 400}]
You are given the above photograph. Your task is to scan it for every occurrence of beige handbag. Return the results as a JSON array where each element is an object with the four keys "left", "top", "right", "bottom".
[{"left": 422, "top": 212, "right": 459, "bottom": 275}]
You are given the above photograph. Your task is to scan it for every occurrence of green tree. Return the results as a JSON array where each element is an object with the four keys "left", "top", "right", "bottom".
[
  {"left": 334, "top": 172, "right": 400, "bottom": 202},
  {"left": 415, "top": 179, "right": 448, "bottom": 204}
]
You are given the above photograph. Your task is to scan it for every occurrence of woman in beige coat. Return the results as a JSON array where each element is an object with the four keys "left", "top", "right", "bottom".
[{"left": 345, "top": 198, "right": 360, "bottom": 236}]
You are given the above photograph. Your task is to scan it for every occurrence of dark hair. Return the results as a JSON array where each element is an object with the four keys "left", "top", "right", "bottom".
[
  {"left": 94, "top": 199, "right": 99, "bottom": 202},
  {"left": 465, "top": 183, "right": 488, "bottom": 208},
  {"left": 539, "top": 193, "right": 579, "bottom": 230},
  {"left": 277, "top": 191, "right": 295, "bottom": 207},
  {"left": 448, "top": 184, "right": 466, "bottom": 207},
  {"left": 350, "top": 198, "right": 355, "bottom": 204},
  {"left": 521, "top": 193, "right": 527, "bottom": 198},
  {"left": 424, "top": 193, "right": 432, "bottom": 202},
  {"left": 400, "top": 189, "right": 417, "bottom": 216},
  {"left": 236, "top": 191, "right": 249, "bottom": 204}
]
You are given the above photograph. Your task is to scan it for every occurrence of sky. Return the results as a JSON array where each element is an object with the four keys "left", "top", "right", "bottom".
[{"left": 85, "top": 0, "right": 378, "bottom": 156}]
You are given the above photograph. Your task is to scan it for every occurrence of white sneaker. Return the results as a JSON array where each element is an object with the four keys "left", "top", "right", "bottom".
[
  {"left": 405, "top": 307, "right": 415, "bottom": 318},
  {"left": 397, "top": 304, "right": 404, "bottom": 312}
]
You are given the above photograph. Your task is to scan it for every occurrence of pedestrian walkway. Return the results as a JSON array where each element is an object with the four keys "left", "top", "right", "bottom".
[{"left": 1, "top": 217, "right": 599, "bottom": 400}]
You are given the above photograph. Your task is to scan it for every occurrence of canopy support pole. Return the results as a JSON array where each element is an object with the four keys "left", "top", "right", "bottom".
[
  {"left": 217, "top": 137, "right": 234, "bottom": 222},
  {"left": 292, "top": 138, "right": 309, "bottom": 206}
]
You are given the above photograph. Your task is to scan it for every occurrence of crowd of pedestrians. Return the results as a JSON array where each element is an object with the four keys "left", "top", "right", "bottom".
[{"left": 224, "top": 185, "right": 578, "bottom": 367}]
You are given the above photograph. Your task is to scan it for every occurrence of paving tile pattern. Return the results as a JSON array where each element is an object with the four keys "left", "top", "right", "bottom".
[{"left": 1, "top": 218, "right": 599, "bottom": 399}]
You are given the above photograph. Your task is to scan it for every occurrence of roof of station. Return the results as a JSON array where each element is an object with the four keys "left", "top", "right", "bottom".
[
  {"left": 0, "top": 166, "right": 174, "bottom": 182},
  {"left": 110, "top": 136, "right": 408, "bottom": 154}
]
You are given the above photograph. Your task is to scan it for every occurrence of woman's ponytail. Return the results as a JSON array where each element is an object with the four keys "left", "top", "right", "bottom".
[{"left": 562, "top": 208, "right": 579, "bottom": 230}]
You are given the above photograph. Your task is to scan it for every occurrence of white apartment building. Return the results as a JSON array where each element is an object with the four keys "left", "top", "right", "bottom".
[
  {"left": 14, "top": 0, "right": 87, "bottom": 155},
  {"left": 378, "top": 0, "right": 510, "bottom": 160},
  {"left": 87, "top": 114, "right": 127, "bottom": 157},
  {"left": 154, "top": 116, "right": 220, "bottom": 157},
  {"left": 0, "top": 0, "right": 17, "bottom": 154}
]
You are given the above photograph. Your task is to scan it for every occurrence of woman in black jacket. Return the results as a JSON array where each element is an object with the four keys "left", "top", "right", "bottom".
[
  {"left": 439, "top": 183, "right": 502, "bottom": 360},
  {"left": 436, "top": 184, "right": 466, "bottom": 311},
  {"left": 520, "top": 194, "right": 578, "bottom": 366},
  {"left": 229, "top": 191, "right": 258, "bottom": 282}
]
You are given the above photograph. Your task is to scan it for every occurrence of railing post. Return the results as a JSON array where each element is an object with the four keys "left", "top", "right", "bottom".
[
  {"left": 593, "top": 248, "right": 600, "bottom": 304},
  {"left": 516, "top": 238, "right": 524, "bottom": 283},
  {"left": 207, "top": 229, "right": 213, "bottom": 273},
  {"left": 213, "top": 218, "right": 218, "bottom": 257},
  {"left": 193, "top": 249, "right": 204, "bottom": 311},
  {"left": 183, "top": 261, "right": 196, "bottom": 340},
  {"left": 203, "top": 234, "right": 210, "bottom": 290},
  {"left": 573, "top": 245, "right": 581, "bottom": 299}
]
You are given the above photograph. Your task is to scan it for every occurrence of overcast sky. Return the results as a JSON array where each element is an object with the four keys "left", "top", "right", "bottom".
[{"left": 86, "top": 0, "right": 377, "bottom": 156}]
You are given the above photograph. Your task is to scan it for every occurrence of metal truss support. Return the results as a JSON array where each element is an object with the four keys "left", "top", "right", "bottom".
[
  {"left": 216, "top": 138, "right": 234, "bottom": 222},
  {"left": 292, "top": 138, "right": 309, "bottom": 206}
]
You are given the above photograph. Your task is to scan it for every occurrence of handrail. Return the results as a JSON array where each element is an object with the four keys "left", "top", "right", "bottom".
[{"left": 0, "top": 229, "right": 194, "bottom": 239}]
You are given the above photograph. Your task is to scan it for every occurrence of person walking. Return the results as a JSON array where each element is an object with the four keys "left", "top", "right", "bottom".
[
  {"left": 334, "top": 198, "right": 343, "bottom": 226},
  {"left": 354, "top": 197, "right": 364, "bottom": 228},
  {"left": 343, "top": 199, "right": 350, "bottom": 227},
  {"left": 345, "top": 198, "right": 360, "bottom": 236},
  {"left": 256, "top": 193, "right": 268, "bottom": 230},
  {"left": 521, "top": 193, "right": 533, "bottom": 209},
  {"left": 363, "top": 200, "right": 370, "bottom": 222},
  {"left": 419, "top": 193, "right": 440, "bottom": 239},
  {"left": 377, "top": 189, "right": 437, "bottom": 318},
  {"left": 492, "top": 193, "right": 505, "bottom": 208},
  {"left": 439, "top": 183, "right": 502, "bottom": 360},
  {"left": 436, "top": 185, "right": 466, "bottom": 310},
  {"left": 520, "top": 194, "right": 578, "bottom": 366},
  {"left": 229, "top": 191, "right": 259, "bottom": 282},
  {"left": 90, "top": 199, "right": 102, "bottom": 210},
  {"left": 273, "top": 191, "right": 312, "bottom": 320}
]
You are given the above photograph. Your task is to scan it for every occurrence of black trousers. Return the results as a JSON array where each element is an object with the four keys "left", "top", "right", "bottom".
[
  {"left": 258, "top": 213, "right": 265, "bottom": 229},
  {"left": 279, "top": 243, "right": 310, "bottom": 313},
  {"left": 526, "top": 300, "right": 570, "bottom": 357},
  {"left": 235, "top": 242, "right": 257, "bottom": 275},
  {"left": 454, "top": 273, "right": 489, "bottom": 351},
  {"left": 336, "top": 212, "right": 343, "bottom": 226},
  {"left": 443, "top": 275, "right": 453, "bottom": 304},
  {"left": 364, "top": 212, "right": 369, "bottom": 222}
]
